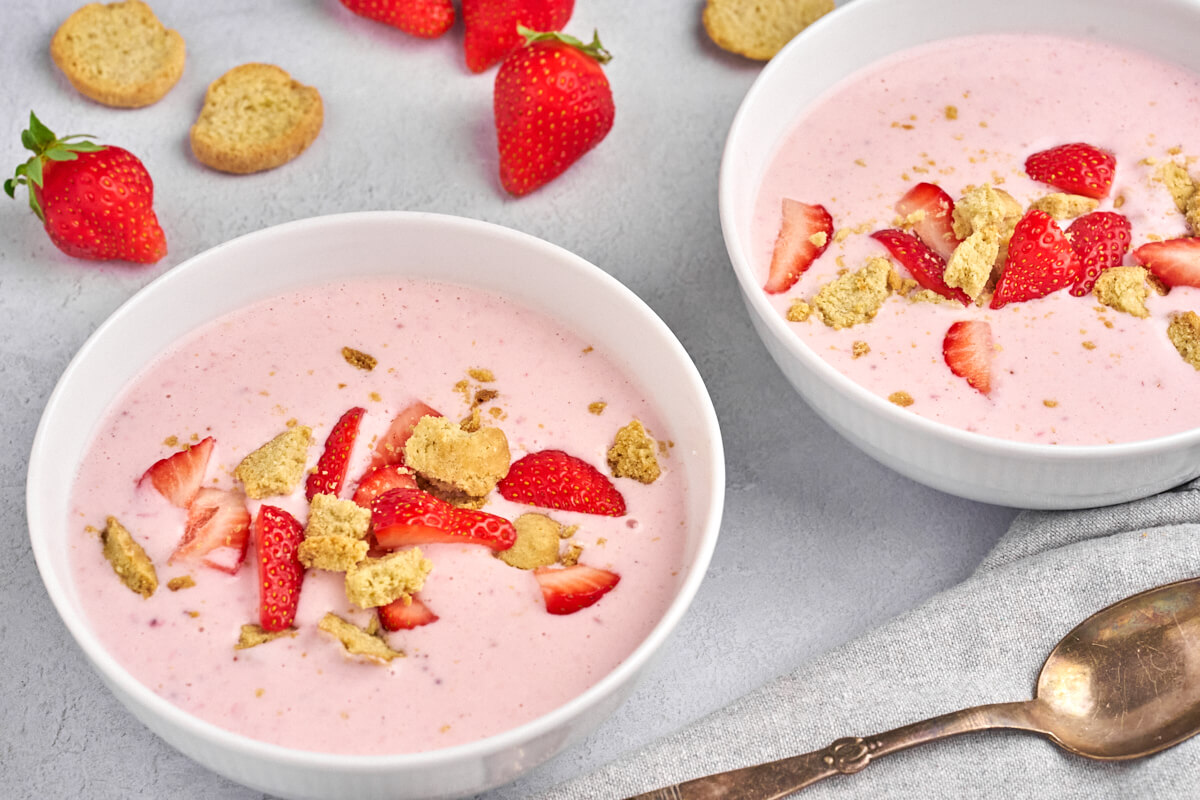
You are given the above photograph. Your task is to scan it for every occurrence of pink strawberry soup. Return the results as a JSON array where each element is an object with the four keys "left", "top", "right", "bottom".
[
  {"left": 753, "top": 33, "right": 1200, "bottom": 444},
  {"left": 67, "top": 277, "right": 689, "bottom": 754}
]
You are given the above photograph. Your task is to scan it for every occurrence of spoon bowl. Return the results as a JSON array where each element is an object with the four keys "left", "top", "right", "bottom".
[{"left": 632, "top": 576, "right": 1200, "bottom": 799}]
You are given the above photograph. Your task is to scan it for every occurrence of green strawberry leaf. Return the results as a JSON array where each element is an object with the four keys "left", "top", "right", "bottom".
[
  {"left": 517, "top": 26, "right": 612, "bottom": 64},
  {"left": 27, "top": 112, "right": 56, "bottom": 150}
]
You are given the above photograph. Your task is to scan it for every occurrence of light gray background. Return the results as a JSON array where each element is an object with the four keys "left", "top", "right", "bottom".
[{"left": 0, "top": 2, "right": 1019, "bottom": 797}]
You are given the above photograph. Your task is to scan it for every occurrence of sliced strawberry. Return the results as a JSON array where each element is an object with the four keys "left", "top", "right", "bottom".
[
  {"left": 533, "top": 564, "right": 620, "bottom": 615},
  {"left": 372, "top": 487, "right": 516, "bottom": 551},
  {"left": 870, "top": 229, "right": 970, "bottom": 305},
  {"left": 1134, "top": 238, "right": 1200, "bottom": 288},
  {"left": 306, "top": 406, "right": 365, "bottom": 501},
  {"left": 942, "top": 320, "right": 994, "bottom": 395},
  {"left": 497, "top": 449, "right": 626, "bottom": 516},
  {"left": 895, "top": 182, "right": 960, "bottom": 261},
  {"left": 763, "top": 199, "right": 833, "bottom": 294},
  {"left": 378, "top": 595, "right": 439, "bottom": 631},
  {"left": 256, "top": 505, "right": 306, "bottom": 632},
  {"left": 371, "top": 401, "right": 441, "bottom": 468},
  {"left": 1024, "top": 143, "right": 1115, "bottom": 200},
  {"left": 139, "top": 437, "right": 215, "bottom": 507},
  {"left": 170, "top": 487, "right": 251, "bottom": 574},
  {"left": 352, "top": 463, "right": 419, "bottom": 508},
  {"left": 1066, "top": 212, "right": 1132, "bottom": 296},
  {"left": 990, "top": 210, "right": 1081, "bottom": 309}
]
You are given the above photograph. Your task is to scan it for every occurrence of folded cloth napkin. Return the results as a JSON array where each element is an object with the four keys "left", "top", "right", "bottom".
[{"left": 535, "top": 479, "right": 1200, "bottom": 799}]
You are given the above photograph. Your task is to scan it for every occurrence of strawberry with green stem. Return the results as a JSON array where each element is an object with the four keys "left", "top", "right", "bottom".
[
  {"left": 494, "top": 27, "right": 615, "bottom": 196},
  {"left": 5, "top": 112, "right": 166, "bottom": 264}
]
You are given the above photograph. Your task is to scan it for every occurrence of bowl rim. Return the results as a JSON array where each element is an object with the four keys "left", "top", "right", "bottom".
[
  {"left": 718, "top": 0, "right": 1200, "bottom": 461},
  {"left": 26, "top": 210, "right": 726, "bottom": 771}
]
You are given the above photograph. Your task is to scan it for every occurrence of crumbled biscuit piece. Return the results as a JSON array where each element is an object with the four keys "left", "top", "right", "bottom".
[
  {"left": 341, "top": 347, "right": 377, "bottom": 371},
  {"left": 403, "top": 415, "right": 510, "bottom": 498},
  {"left": 812, "top": 257, "right": 892, "bottom": 329},
  {"left": 560, "top": 543, "right": 584, "bottom": 567},
  {"left": 1168, "top": 311, "right": 1200, "bottom": 369},
  {"left": 318, "top": 613, "right": 404, "bottom": 664},
  {"left": 588, "top": 402, "right": 607, "bottom": 415},
  {"left": 305, "top": 493, "right": 371, "bottom": 540},
  {"left": 1147, "top": 274, "right": 1171, "bottom": 296},
  {"left": 1044, "top": 399, "right": 1059, "bottom": 408},
  {"left": 908, "top": 289, "right": 953, "bottom": 305},
  {"left": 167, "top": 575, "right": 195, "bottom": 591},
  {"left": 951, "top": 185, "right": 1022, "bottom": 239},
  {"left": 701, "top": 0, "right": 835, "bottom": 60},
  {"left": 163, "top": 435, "right": 178, "bottom": 447},
  {"left": 809, "top": 230, "right": 828, "bottom": 248},
  {"left": 561, "top": 524, "right": 580, "bottom": 539},
  {"left": 1187, "top": 192, "right": 1200, "bottom": 235},
  {"left": 944, "top": 105, "right": 958, "bottom": 120},
  {"left": 101, "top": 516, "right": 157, "bottom": 598},
  {"left": 1082, "top": 341, "right": 1097, "bottom": 350},
  {"left": 235, "top": 623, "right": 296, "bottom": 650},
  {"left": 299, "top": 535, "right": 369, "bottom": 572},
  {"left": 786, "top": 299, "right": 812, "bottom": 322},
  {"left": 499, "top": 514, "right": 562, "bottom": 570},
  {"left": 1093, "top": 266, "right": 1151, "bottom": 318},
  {"left": 51, "top": 0, "right": 185, "bottom": 108},
  {"left": 1157, "top": 161, "right": 1196, "bottom": 213},
  {"left": 235, "top": 426, "right": 312, "bottom": 499},
  {"left": 1029, "top": 193, "right": 1099, "bottom": 220},
  {"left": 473, "top": 389, "right": 499, "bottom": 407},
  {"left": 344, "top": 549, "right": 432, "bottom": 609},
  {"left": 460, "top": 407, "right": 482, "bottom": 433},
  {"left": 852, "top": 341, "right": 870, "bottom": 358},
  {"left": 607, "top": 419, "right": 662, "bottom": 484},
  {"left": 945, "top": 229, "right": 999, "bottom": 300},
  {"left": 468, "top": 367, "right": 495, "bottom": 382},
  {"left": 889, "top": 391, "right": 915, "bottom": 407}
]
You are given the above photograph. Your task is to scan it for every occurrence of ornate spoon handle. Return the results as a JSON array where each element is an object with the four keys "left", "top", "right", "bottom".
[{"left": 626, "top": 700, "right": 1047, "bottom": 800}]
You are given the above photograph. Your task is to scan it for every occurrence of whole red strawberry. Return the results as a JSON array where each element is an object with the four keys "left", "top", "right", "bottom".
[
  {"left": 338, "top": 0, "right": 454, "bottom": 38},
  {"left": 5, "top": 112, "right": 166, "bottom": 264},
  {"left": 494, "top": 28, "right": 615, "bottom": 196},
  {"left": 464, "top": 0, "right": 574, "bottom": 73}
]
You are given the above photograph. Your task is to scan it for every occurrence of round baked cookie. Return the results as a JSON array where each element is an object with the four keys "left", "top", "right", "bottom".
[
  {"left": 189, "top": 63, "right": 324, "bottom": 175},
  {"left": 51, "top": 0, "right": 185, "bottom": 108},
  {"left": 702, "top": 0, "right": 835, "bottom": 61}
]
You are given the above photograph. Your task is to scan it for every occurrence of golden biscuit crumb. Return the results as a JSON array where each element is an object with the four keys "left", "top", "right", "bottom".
[
  {"left": 235, "top": 623, "right": 297, "bottom": 650},
  {"left": 167, "top": 575, "right": 196, "bottom": 591},
  {"left": 561, "top": 524, "right": 579, "bottom": 539},
  {"left": 344, "top": 549, "right": 433, "bottom": 609},
  {"left": 813, "top": 257, "right": 892, "bottom": 329},
  {"left": 1093, "top": 266, "right": 1151, "bottom": 318},
  {"left": 588, "top": 402, "right": 607, "bottom": 415},
  {"left": 889, "top": 391, "right": 914, "bottom": 407},
  {"left": 163, "top": 435, "right": 179, "bottom": 447},
  {"left": 607, "top": 419, "right": 662, "bottom": 484},
  {"left": 298, "top": 535, "right": 369, "bottom": 572},
  {"left": 952, "top": 185, "right": 1022, "bottom": 240},
  {"left": 1030, "top": 193, "right": 1099, "bottom": 220},
  {"left": 341, "top": 347, "right": 377, "bottom": 371},
  {"left": 1167, "top": 311, "right": 1200, "bottom": 369},
  {"left": 1044, "top": 399, "right": 1059, "bottom": 408},
  {"left": 808, "top": 230, "right": 828, "bottom": 248},
  {"left": 235, "top": 426, "right": 313, "bottom": 499},
  {"left": 1114, "top": 194, "right": 1126, "bottom": 209},
  {"left": 404, "top": 415, "right": 510, "bottom": 498},
  {"left": 1156, "top": 161, "right": 1196, "bottom": 213},
  {"left": 101, "top": 517, "right": 157, "bottom": 598},
  {"left": 852, "top": 341, "right": 870, "bottom": 358},
  {"left": 560, "top": 543, "right": 584, "bottom": 567},
  {"left": 1082, "top": 341, "right": 1097, "bottom": 350},
  {"left": 305, "top": 493, "right": 371, "bottom": 540},
  {"left": 786, "top": 299, "right": 812, "bottom": 322},
  {"left": 317, "top": 613, "right": 404, "bottom": 663},
  {"left": 468, "top": 367, "right": 495, "bottom": 382},
  {"left": 499, "top": 514, "right": 562, "bottom": 570},
  {"left": 944, "top": 105, "right": 958, "bottom": 120}
]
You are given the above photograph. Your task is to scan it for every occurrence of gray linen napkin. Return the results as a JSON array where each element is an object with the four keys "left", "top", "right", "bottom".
[{"left": 536, "top": 479, "right": 1200, "bottom": 799}]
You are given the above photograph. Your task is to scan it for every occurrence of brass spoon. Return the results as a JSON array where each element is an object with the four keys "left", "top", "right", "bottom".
[{"left": 630, "top": 576, "right": 1200, "bottom": 799}]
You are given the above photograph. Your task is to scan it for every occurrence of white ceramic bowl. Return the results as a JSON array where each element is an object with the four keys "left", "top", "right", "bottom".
[
  {"left": 26, "top": 212, "right": 725, "bottom": 799},
  {"left": 720, "top": 0, "right": 1200, "bottom": 509}
]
